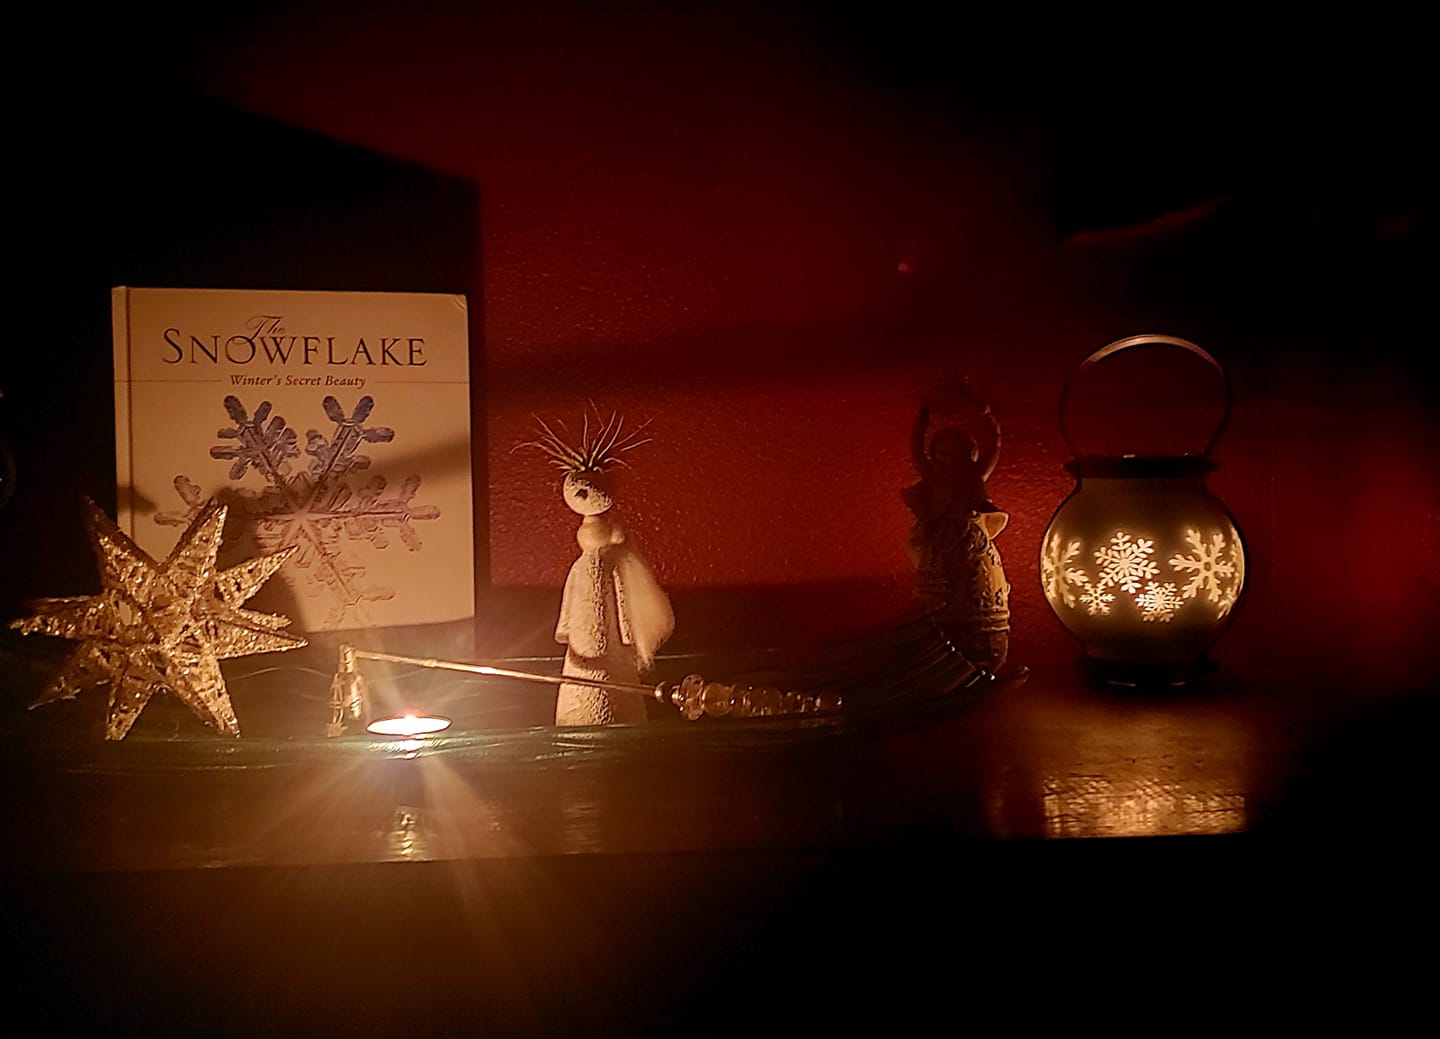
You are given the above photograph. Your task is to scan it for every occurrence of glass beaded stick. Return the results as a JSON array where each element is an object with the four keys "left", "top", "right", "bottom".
[{"left": 328, "top": 644, "right": 843, "bottom": 735}]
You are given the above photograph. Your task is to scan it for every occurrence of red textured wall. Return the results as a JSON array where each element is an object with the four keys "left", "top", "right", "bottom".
[{"left": 85, "top": 5, "right": 1438, "bottom": 685}]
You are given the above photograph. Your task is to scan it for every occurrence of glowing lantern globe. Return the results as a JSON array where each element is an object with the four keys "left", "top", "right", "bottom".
[{"left": 1041, "top": 335, "right": 1246, "bottom": 686}]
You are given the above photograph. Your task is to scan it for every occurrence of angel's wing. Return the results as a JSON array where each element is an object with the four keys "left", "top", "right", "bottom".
[{"left": 611, "top": 546, "right": 674, "bottom": 671}]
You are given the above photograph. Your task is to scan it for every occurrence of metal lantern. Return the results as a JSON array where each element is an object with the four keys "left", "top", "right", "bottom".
[{"left": 1040, "top": 335, "right": 1246, "bottom": 686}]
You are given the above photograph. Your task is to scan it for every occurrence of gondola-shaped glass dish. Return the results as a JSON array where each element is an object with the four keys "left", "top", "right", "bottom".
[{"left": 0, "top": 614, "right": 1024, "bottom": 872}]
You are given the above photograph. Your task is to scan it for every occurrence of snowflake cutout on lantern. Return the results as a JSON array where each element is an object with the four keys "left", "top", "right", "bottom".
[
  {"left": 1094, "top": 532, "right": 1159, "bottom": 594},
  {"left": 1135, "top": 580, "right": 1184, "bottom": 622},
  {"left": 158, "top": 395, "right": 439, "bottom": 628},
  {"left": 1047, "top": 526, "right": 1243, "bottom": 623},
  {"left": 1078, "top": 585, "right": 1116, "bottom": 616},
  {"left": 1214, "top": 538, "right": 1244, "bottom": 619},
  {"left": 1041, "top": 533, "right": 1089, "bottom": 608},
  {"left": 1169, "top": 529, "right": 1237, "bottom": 604}
]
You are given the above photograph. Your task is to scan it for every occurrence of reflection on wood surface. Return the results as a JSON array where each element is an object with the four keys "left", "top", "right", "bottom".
[{"left": 1043, "top": 776, "right": 1245, "bottom": 837}]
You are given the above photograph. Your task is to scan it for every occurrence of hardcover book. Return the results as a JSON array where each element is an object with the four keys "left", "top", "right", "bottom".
[{"left": 113, "top": 287, "right": 475, "bottom": 634}]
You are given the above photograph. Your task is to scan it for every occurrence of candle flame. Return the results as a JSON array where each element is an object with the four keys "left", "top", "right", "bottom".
[{"left": 366, "top": 712, "right": 453, "bottom": 737}]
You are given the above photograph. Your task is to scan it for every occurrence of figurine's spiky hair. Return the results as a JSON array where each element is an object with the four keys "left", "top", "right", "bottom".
[{"left": 514, "top": 405, "right": 653, "bottom": 473}]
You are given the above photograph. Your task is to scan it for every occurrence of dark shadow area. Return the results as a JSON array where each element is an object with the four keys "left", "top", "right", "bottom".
[
  {"left": 4, "top": 83, "right": 483, "bottom": 618},
  {"left": 8, "top": 833, "right": 1422, "bottom": 1037}
]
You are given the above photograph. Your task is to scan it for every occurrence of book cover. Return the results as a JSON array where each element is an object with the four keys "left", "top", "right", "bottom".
[{"left": 113, "top": 287, "right": 474, "bottom": 634}]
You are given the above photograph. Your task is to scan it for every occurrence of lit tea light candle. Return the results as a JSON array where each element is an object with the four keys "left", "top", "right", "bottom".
[{"left": 365, "top": 712, "right": 453, "bottom": 737}]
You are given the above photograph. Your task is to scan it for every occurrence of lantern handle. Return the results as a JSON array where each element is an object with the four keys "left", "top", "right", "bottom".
[{"left": 1058, "top": 334, "right": 1233, "bottom": 460}]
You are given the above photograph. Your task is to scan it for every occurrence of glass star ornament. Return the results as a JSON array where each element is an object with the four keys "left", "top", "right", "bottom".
[{"left": 10, "top": 497, "right": 306, "bottom": 739}]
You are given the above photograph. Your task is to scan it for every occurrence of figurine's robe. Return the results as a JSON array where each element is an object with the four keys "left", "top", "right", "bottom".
[{"left": 555, "top": 516, "right": 673, "bottom": 726}]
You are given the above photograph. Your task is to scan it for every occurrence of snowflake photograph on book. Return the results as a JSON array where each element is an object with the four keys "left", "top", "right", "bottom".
[{"left": 158, "top": 395, "right": 437, "bottom": 629}]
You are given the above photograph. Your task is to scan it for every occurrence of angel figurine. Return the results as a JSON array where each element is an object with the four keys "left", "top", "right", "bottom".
[
  {"left": 902, "top": 380, "right": 1011, "bottom": 673},
  {"left": 520, "top": 411, "right": 674, "bottom": 726}
]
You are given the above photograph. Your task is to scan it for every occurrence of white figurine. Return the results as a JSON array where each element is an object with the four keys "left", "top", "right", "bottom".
[{"left": 522, "top": 412, "right": 674, "bottom": 726}]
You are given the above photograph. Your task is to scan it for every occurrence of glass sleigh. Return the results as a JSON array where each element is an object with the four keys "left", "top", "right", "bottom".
[{"left": 0, "top": 600, "right": 1019, "bottom": 872}]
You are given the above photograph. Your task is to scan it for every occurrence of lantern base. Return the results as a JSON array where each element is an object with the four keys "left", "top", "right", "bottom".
[{"left": 1083, "top": 655, "right": 1218, "bottom": 690}]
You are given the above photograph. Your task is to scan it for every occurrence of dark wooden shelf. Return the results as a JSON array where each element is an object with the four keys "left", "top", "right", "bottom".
[
  {"left": 3, "top": 624, "right": 1431, "bottom": 1033},
  {"left": 3, "top": 621, "right": 1432, "bottom": 869}
]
